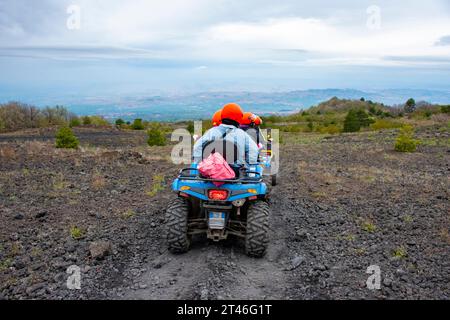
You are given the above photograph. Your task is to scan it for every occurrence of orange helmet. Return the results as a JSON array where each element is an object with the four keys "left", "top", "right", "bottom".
[
  {"left": 212, "top": 109, "right": 222, "bottom": 126},
  {"left": 221, "top": 103, "right": 243, "bottom": 124},
  {"left": 254, "top": 116, "right": 262, "bottom": 126},
  {"left": 241, "top": 112, "right": 256, "bottom": 125}
]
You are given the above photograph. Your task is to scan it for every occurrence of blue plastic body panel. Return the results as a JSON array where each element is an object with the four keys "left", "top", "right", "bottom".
[{"left": 172, "top": 163, "right": 267, "bottom": 201}]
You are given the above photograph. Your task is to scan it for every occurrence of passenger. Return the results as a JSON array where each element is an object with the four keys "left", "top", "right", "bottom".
[
  {"left": 240, "top": 112, "right": 256, "bottom": 131},
  {"left": 212, "top": 109, "right": 222, "bottom": 127},
  {"left": 240, "top": 113, "right": 265, "bottom": 148},
  {"left": 193, "top": 103, "right": 259, "bottom": 165}
]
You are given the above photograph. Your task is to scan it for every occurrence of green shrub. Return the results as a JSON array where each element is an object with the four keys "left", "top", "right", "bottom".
[
  {"left": 55, "top": 127, "right": 79, "bottom": 149},
  {"left": 307, "top": 120, "right": 314, "bottom": 132},
  {"left": 147, "top": 125, "right": 166, "bottom": 146},
  {"left": 115, "top": 118, "right": 125, "bottom": 126},
  {"left": 89, "top": 116, "right": 110, "bottom": 126},
  {"left": 82, "top": 116, "right": 92, "bottom": 125},
  {"left": 319, "top": 124, "right": 341, "bottom": 134},
  {"left": 187, "top": 121, "right": 194, "bottom": 134},
  {"left": 370, "top": 119, "right": 403, "bottom": 131},
  {"left": 441, "top": 105, "right": 450, "bottom": 114},
  {"left": 395, "top": 125, "right": 420, "bottom": 152},
  {"left": 131, "top": 118, "right": 145, "bottom": 130},
  {"left": 69, "top": 117, "right": 81, "bottom": 127}
]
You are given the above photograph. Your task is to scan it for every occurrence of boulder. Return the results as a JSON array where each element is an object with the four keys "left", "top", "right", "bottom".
[{"left": 89, "top": 241, "right": 112, "bottom": 260}]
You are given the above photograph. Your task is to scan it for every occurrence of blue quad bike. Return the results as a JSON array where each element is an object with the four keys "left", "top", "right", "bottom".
[{"left": 166, "top": 162, "right": 270, "bottom": 257}]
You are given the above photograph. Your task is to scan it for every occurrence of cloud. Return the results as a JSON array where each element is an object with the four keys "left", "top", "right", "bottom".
[
  {"left": 0, "top": 45, "right": 163, "bottom": 60},
  {"left": 435, "top": 35, "right": 450, "bottom": 46},
  {"left": 0, "top": 0, "right": 449, "bottom": 67}
]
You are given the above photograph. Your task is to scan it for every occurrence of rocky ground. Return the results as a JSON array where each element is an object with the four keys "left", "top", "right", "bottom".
[{"left": 0, "top": 125, "right": 449, "bottom": 300}]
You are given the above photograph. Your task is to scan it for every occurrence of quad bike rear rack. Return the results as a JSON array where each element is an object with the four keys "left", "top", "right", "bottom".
[{"left": 177, "top": 167, "right": 263, "bottom": 184}]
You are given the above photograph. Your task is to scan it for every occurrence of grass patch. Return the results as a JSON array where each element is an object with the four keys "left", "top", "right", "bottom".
[
  {"left": 0, "top": 258, "right": 12, "bottom": 272},
  {"left": 338, "top": 233, "right": 356, "bottom": 241},
  {"left": 287, "top": 134, "right": 326, "bottom": 145},
  {"left": 361, "top": 220, "right": 377, "bottom": 233},
  {"left": 146, "top": 174, "right": 165, "bottom": 197},
  {"left": 403, "top": 215, "right": 414, "bottom": 223},
  {"left": 392, "top": 246, "right": 408, "bottom": 259},
  {"left": 70, "top": 226, "right": 85, "bottom": 240},
  {"left": 439, "top": 228, "right": 450, "bottom": 244},
  {"left": 52, "top": 173, "right": 68, "bottom": 191},
  {"left": 122, "top": 209, "right": 135, "bottom": 219},
  {"left": 370, "top": 119, "right": 403, "bottom": 131},
  {"left": 92, "top": 172, "right": 106, "bottom": 190}
]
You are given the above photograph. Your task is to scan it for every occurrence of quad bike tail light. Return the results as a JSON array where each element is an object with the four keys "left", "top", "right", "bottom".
[{"left": 208, "top": 189, "right": 229, "bottom": 200}]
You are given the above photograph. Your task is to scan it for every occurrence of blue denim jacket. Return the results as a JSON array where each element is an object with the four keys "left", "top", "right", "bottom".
[{"left": 193, "top": 124, "right": 259, "bottom": 165}]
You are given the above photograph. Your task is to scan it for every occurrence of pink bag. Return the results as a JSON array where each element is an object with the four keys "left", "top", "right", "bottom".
[{"left": 198, "top": 152, "right": 236, "bottom": 186}]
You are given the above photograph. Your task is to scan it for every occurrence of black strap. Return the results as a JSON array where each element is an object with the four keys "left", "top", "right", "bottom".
[
  {"left": 202, "top": 128, "right": 238, "bottom": 163},
  {"left": 202, "top": 128, "right": 231, "bottom": 151}
]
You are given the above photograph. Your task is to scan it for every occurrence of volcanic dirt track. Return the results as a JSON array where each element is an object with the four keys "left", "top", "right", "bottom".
[{"left": 0, "top": 126, "right": 449, "bottom": 300}]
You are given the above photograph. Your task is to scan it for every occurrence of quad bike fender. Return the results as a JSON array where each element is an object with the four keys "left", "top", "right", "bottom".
[{"left": 172, "top": 179, "right": 267, "bottom": 201}]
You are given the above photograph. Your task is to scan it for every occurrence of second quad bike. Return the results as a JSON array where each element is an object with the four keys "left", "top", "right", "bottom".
[{"left": 166, "top": 161, "right": 270, "bottom": 258}]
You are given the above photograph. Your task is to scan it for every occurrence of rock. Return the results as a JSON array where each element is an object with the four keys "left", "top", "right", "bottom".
[
  {"left": 35, "top": 211, "right": 47, "bottom": 219},
  {"left": 314, "top": 264, "right": 328, "bottom": 272},
  {"left": 89, "top": 241, "right": 112, "bottom": 260},
  {"left": 383, "top": 278, "right": 393, "bottom": 288},
  {"left": 295, "top": 229, "right": 308, "bottom": 241},
  {"left": 286, "top": 255, "right": 304, "bottom": 271},
  {"left": 200, "top": 289, "right": 209, "bottom": 300},
  {"left": 10, "top": 233, "right": 19, "bottom": 241},
  {"left": 13, "top": 213, "right": 24, "bottom": 220},
  {"left": 52, "top": 258, "right": 71, "bottom": 269},
  {"left": 150, "top": 222, "right": 156, "bottom": 228},
  {"left": 139, "top": 283, "right": 148, "bottom": 289},
  {"left": 26, "top": 283, "right": 46, "bottom": 295},
  {"left": 13, "top": 259, "right": 26, "bottom": 269}
]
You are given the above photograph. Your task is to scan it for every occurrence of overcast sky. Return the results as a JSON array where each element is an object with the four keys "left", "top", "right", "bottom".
[{"left": 1, "top": 0, "right": 450, "bottom": 97}]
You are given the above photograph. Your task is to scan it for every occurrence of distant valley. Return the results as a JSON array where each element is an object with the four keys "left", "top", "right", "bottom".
[{"left": 2, "top": 88, "right": 450, "bottom": 121}]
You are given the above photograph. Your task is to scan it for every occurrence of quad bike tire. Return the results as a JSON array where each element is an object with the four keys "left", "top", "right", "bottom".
[
  {"left": 245, "top": 201, "right": 270, "bottom": 257},
  {"left": 166, "top": 197, "right": 191, "bottom": 254},
  {"left": 271, "top": 174, "right": 278, "bottom": 186}
]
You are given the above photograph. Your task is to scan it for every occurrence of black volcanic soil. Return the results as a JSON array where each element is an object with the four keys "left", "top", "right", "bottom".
[{"left": 0, "top": 126, "right": 449, "bottom": 300}]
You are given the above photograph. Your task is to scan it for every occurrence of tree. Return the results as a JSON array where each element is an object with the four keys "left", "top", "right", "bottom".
[
  {"left": 131, "top": 118, "right": 145, "bottom": 130},
  {"left": 355, "top": 109, "right": 374, "bottom": 127},
  {"left": 404, "top": 98, "right": 416, "bottom": 113},
  {"left": 147, "top": 125, "right": 166, "bottom": 146},
  {"left": 115, "top": 119, "right": 125, "bottom": 126},
  {"left": 307, "top": 119, "right": 314, "bottom": 132},
  {"left": 55, "top": 127, "right": 79, "bottom": 149},
  {"left": 395, "top": 125, "right": 419, "bottom": 152},
  {"left": 343, "top": 109, "right": 360, "bottom": 132}
]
